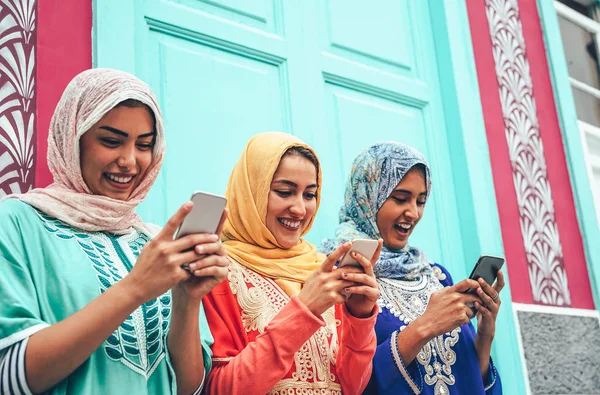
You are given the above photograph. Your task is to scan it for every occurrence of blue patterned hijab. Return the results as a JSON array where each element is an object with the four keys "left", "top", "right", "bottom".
[{"left": 320, "top": 141, "right": 433, "bottom": 280}]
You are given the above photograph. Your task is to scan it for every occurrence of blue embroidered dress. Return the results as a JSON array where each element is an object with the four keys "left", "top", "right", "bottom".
[
  {"left": 0, "top": 199, "right": 213, "bottom": 394},
  {"left": 363, "top": 264, "right": 501, "bottom": 395},
  {"left": 321, "top": 141, "right": 503, "bottom": 395}
]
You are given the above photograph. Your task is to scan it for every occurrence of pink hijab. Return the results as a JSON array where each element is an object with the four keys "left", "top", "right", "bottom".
[{"left": 9, "top": 68, "right": 165, "bottom": 235}]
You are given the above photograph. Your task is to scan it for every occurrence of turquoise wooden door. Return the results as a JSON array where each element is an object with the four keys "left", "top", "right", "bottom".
[
  {"left": 95, "top": 0, "right": 462, "bottom": 270},
  {"left": 95, "top": 1, "right": 527, "bottom": 393}
]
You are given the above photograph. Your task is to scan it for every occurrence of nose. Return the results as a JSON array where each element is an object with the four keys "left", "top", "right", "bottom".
[
  {"left": 405, "top": 200, "right": 418, "bottom": 221},
  {"left": 289, "top": 196, "right": 306, "bottom": 217},
  {"left": 116, "top": 145, "right": 136, "bottom": 170}
]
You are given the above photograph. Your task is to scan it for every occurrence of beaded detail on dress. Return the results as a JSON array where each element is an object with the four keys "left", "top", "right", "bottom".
[{"left": 377, "top": 266, "right": 459, "bottom": 395}]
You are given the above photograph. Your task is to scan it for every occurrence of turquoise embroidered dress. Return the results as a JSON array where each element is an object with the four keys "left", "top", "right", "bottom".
[{"left": 0, "top": 199, "right": 213, "bottom": 394}]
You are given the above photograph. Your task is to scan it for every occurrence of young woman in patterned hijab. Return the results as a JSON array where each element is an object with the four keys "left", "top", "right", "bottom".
[
  {"left": 0, "top": 68, "right": 228, "bottom": 394},
  {"left": 322, "top": 141, "right": 504, "bottom": 395}
]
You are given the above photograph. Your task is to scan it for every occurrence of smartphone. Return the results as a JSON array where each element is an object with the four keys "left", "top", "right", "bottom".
[
  {"left": 466, "top": 255, "right": 505, "bottom": 293},
  {"left": 338, "top": 239, "right": 379, "bottom": 268},
  {"left": 174, "top": 191, "right": 227, "bottom": 239}
]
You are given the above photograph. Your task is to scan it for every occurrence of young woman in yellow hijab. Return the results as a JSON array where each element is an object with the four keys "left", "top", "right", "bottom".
[{"left": 203, "top": 132, "right": 381, "bottom": 394}]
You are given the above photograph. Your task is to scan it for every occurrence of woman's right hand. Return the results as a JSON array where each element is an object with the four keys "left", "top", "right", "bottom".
[
  {"left": 298, "top": 242, "right": 355, "bottom": 317},
  {"left": 124, "top": 201, "right": 221, "bottom": 303},
  {"left": 415, "top": 279, "right": 483, "bottom": 340}
]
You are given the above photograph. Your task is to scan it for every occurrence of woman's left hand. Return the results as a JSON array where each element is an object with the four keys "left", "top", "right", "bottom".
[
  {"left": 473, "top": 270, "right": 505, "bottom": 340},
  {"left": 173, "top": 210, "right": 230, "bottom": 302},
  {"left": 341, "top": 239, "right": 383, "bottom": 318}
]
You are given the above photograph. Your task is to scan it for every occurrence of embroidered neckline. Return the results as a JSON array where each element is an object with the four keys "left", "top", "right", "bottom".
[{"left": 378, "top": 267, "right": 459, "bottom": 395}]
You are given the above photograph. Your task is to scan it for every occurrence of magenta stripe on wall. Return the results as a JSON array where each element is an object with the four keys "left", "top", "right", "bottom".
[{"left": 36, "top": 0, "right": 92, "bottom": 188}]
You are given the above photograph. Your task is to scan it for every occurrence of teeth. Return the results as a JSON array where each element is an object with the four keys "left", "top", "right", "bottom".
[
  {"left": 280, "top": 219, "right": 301, "bottom": 229},
  {"left": 106, "top": 174, "right": 133, "bottom": 184},
  {"left": 397, "top": 223, "right": 411, "bottom": 230}
]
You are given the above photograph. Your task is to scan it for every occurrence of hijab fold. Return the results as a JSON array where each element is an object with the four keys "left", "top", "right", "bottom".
[
  {"left": 222, "top": 132, "right": 325, "bottom": 295},
  {"left": 6, "top": 68, "right": 165, "bottom": 236},
  {"left": 320, "top": 141, "right": 433, "bottom": 280}
]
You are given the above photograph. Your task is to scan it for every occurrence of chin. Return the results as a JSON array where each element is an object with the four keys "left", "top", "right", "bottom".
[
  {"left": 384, "top": 240, "right": 407, "bottom": 251},
  {"left": 101, "top": 191, "right": 130, "bottom": 201},
  {"left": 278, "top": 238, "right": 299, "bottom": 249}
]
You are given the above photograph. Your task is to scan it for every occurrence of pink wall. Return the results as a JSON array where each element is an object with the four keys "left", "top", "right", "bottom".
[
  {"left": 518, "top": 0, "right": 594, "bottom": 309},
  {"left": 467, "top": 0, "right": 535, "bottom": 305},
  {"left": 467, "top": 0, "right": 594, "bottom": 309},
  {"left": 36, "top": 0, "right": 92, "bottom": 188}
]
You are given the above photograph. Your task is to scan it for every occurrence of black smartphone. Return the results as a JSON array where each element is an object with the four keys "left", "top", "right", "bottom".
[{"left": 466, "top": 255, "right": 505, "bottom": 293}]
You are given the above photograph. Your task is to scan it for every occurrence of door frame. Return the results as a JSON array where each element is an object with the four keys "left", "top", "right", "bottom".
[
  {"left": 429, "top": 2, "right": 526, "bottom": 394},
  {"left": 93, "top": 1, "right": 527, "bottom": 393}
]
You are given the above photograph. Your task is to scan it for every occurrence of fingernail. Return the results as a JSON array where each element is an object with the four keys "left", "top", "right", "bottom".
[
  {"left": 189, "top": 263, "right": 196, "bottom": 270},
  {"left": 196, "top": 246, "right": 205, "bottom": 254},
  {"left": 479, "top": 278, "right": 485, "bottom": 284},
  {"left": 210, "top": 234, "right": 219, "bottom": 242},
  {"left": 351, "top": 252, "right": 357, "bottom": 257},
  {"left": 184, "top": 201, "right": 193, "bottom": 209}
]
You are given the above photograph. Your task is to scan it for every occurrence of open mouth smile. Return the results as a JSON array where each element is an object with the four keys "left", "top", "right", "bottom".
[
  {"left": 394, "top": 223, "right": 413, "bottom": 236},
  {"left": 104, "top": 173, "right": 136, "bottom": 189},
  {"left": 278, "top": 218, "right": 301, "bottom": 230}
]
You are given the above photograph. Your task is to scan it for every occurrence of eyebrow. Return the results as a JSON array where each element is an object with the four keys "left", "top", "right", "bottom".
[
  {"left": 393, "top": 188, "right": 427, "bottom": 196},
  {"left": 99, "top": 126, "right": 155, "bottom": 139},
  {"left": 273, "top": 180, "right": 319, "bottom": 189}
]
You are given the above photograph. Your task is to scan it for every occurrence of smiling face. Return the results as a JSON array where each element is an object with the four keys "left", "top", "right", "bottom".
[
  {"left": 376, "top": 166, "right": 427, "bottom": 250},
  {"left": 266, "top": 153, "right": 319, "bottom": 249},
  {"left": 79, "top": 104, "right": 155, "bottom": 201}
]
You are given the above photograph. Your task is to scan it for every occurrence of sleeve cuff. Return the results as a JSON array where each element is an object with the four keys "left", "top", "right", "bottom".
[
  {"left": 261, "top": 296, "right": 326, "bottom": 355},
  {"left": 287, "top": 295, "right": 327, "bottom": 327},
  {"left": 339, "top": 303, "right": 378, "bottom": 348},
  {"left": 0, "top": 337, "right": 33, "bottom": 395},
  {"left": 191, "top": 370, "right": 205, "bottom": 395},
  {"left": 390, "top": 330, "right": 423, "bottom": 394},
  {"left": 342, "top": 302, "right": 379, "bottom": 321},
  {"left": 484, "top": 357, "right": 498, "bottom": 392}
]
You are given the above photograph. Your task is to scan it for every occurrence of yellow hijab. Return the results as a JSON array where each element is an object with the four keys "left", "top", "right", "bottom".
[{"left": 222, "top": 132, "right": 325, "bottom": 295}]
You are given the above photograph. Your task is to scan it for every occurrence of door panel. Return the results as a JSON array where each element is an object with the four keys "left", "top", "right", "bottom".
[
  {"left": 324, "top": 0, "right": 416, "bottom": 76},
  {"left": 97, "top": 0, "right": 462, "bottom": 267},
  {"left": 129, "top": 0, "right": 293, "bottom": 224},
  {"left": 138, "top": 34, "right": 289, "bottom": 223},
  {"left": 176, "top": 0, "right": 283, "bottom": 34}
]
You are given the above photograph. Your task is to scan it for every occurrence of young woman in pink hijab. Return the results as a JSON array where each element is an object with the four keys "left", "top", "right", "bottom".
[{"left": 0, "top": 69, "right": 227, "bottom": 394}]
